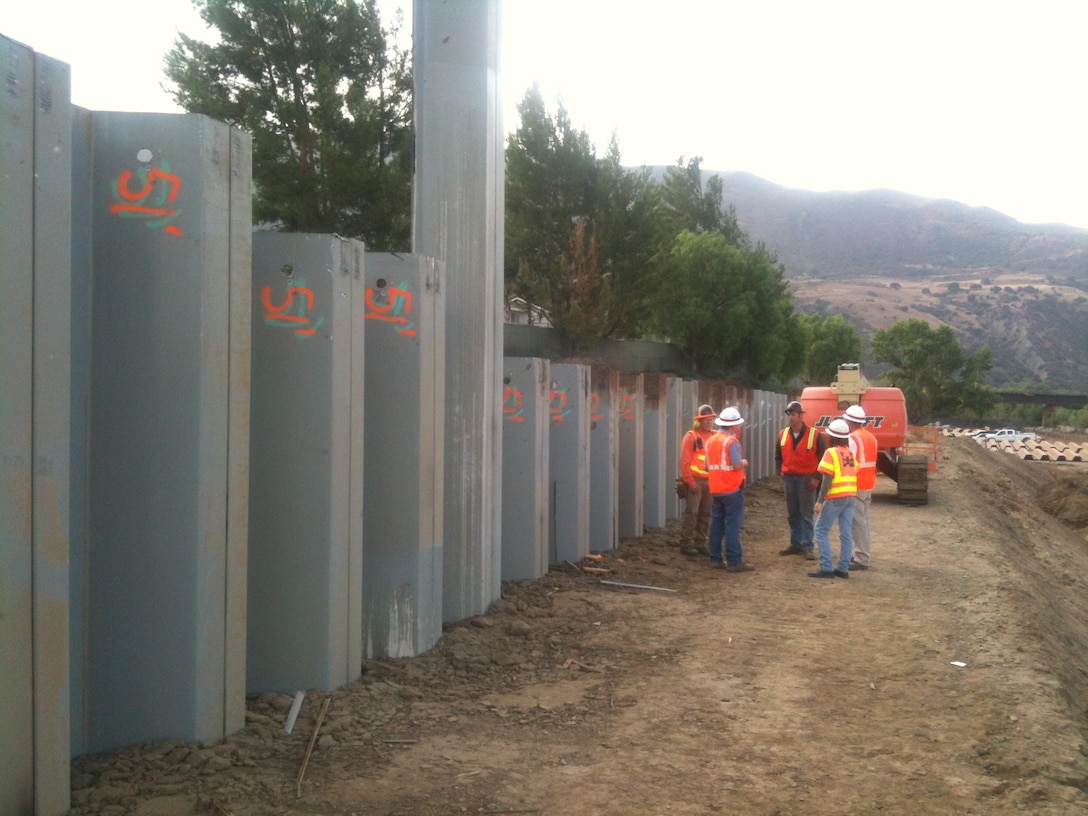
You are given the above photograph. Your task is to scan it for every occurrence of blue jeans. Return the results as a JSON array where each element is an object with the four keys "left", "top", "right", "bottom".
[
  {"left": 709, "top": 490, "right": 745, "bottom": 565},
  {"left": 782, "top": 474, "right": 816, "bottom": 550},
  {"left": 814, "top": 496, "right": 855, "bottom": 572}
]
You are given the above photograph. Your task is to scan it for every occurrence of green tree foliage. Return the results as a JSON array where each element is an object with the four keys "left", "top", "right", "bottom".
[
  {"left": 650, "top": 232, "right": 803, "bottom": 378},
  {"left": 1048, "top": 406, "right": 1088, "bottom": 430},
  {"left": 870, "top": 319, "right": 996, "bottom": 421},
  {"left": 735, "top": 244, "right": 806, "bottom": 381},
  {"left": 647, "top": 156, "right": 804, "bottom": 379},
  {"left": 651, "top": 231, "right": 749, "bottom": 372},
  {"left": 504, "top": 94, "right": 806, "bottom": 381},
  {"left": 992, "top": 402, "right": 1045, "bottom": 426},
  {"left": 548, "top": 220, "right": 609, "bottom": 343},
  {"left": 658, "top": 157, "right": 745, "bottom": 245},
  {"left": 504, "top": 88, "right": 597, "bottom": 288},
  {"left": 589, "top": 142, "right": 665, "bottom": 337},
  {"left": 800, "top": 314, "right": 863, "bottom": 385},
  {"left": 505, "top": 88, "right": 599, "bottom": 332},
  {"left": 505, "top": 89, "right": 661, "bottom": 340},
  {"left": 165, "top": 0, "right": 412, "bottom": 250}
]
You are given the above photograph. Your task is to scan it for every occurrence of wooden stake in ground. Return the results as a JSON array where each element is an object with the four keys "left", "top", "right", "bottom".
[{"left": 296, "top": 696, "right": 331, "bottom": 798}]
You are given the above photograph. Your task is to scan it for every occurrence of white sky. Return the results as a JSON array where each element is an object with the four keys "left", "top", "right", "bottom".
[{"left": 3, "top": 0, "right": 1086, "bottom": 229}]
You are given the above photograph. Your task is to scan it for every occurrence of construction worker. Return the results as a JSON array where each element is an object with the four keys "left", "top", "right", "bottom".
[
  {"left": 809, "top": 419, "right": 858, "bottom": 579},
  {"left": 843, "top": 404, "right": 879, "bottom": 570},
  {"left": 775, "top": 400, "right": 827, "bottom": 561},
  {"left": 678, "top": 404, "right": 716, "bottom": 556},
  {"left": 705, "top": 407, "right": 753, "bottom": 572}
]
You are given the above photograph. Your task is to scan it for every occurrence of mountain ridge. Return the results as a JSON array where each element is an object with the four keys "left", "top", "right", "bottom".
[{"left": 696, "top": 169, "right": 1088, "bottom": 392}]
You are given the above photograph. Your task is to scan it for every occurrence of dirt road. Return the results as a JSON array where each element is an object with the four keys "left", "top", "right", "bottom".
[{"left": 72, "top": 436, "right": 1088, "bottom": 816}]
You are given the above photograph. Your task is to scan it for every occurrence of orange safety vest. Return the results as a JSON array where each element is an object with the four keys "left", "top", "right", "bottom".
[
  {"left": 818, "top": 445, "right": 857, "bottom": 499},
  {"left": 681, "top": 429, "right": 713, "bottom": 481},
  {"left": 850, "top": 427, "right": 879, "bottom": 491},
  {"left": 778, "top": 425, "right": 822, "bottom": 475},
  {"left": 706, "top": 432, "right": 745, "bottom": 494}
]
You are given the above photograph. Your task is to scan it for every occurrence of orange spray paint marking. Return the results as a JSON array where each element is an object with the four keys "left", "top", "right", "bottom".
[
  {"left": 590, "top": 393, "right": 602, "bottom": 422},
  {"left": 115, "top": 167, "right": 181, "bottom": 202},
  {"left": 263, "top": 286, "right": 314, "bottom": 314},
  {"left": 549, "top": 390, "right": 570, "bottom": 423},
  {"left": 108, "top": 160, "right": 184, "bottom": 235},
  {"left": 365, "top": 283, "right": 417, "bottom": 336},
  {"left": 503, "top": 387, "right": 525, "bottom": 423},
  {"left": 108, "top": 204, "right": 177, "bottom": 216},
  {"left": 261, "top": 284, "right": 323, "bottom": 337}
]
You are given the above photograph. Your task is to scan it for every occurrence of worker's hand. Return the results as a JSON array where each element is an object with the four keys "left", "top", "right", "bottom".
[
  {"left": 814, "top": 501, "right": 823, "bottom": 515},
  {"left": 805, "top": 477, "right": 819, "bottom": 492}
]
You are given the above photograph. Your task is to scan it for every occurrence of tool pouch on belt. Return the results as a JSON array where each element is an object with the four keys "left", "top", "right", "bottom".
[{"left": 675, "top": 477, "right": 688, "bottom": 500}]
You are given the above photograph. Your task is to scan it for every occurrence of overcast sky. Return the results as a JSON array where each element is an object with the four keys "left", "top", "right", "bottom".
[{"left": 3, "top": 0, "right": 1086, "bottom": 229}]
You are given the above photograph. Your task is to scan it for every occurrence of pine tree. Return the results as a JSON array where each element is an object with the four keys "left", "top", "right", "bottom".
[{"left": 165, "top": 0, "right": 412, "bottom": 250}]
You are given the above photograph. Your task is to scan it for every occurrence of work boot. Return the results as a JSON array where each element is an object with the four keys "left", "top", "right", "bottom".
[
  {"left": 779, "top": 545, "right": 805, "bottom": 556},
  {"left": 724, "top": 563, "right": 755, "bottom": 573},
  {"left": 679, "top": 545, "right": 698, "bottom": 556}
]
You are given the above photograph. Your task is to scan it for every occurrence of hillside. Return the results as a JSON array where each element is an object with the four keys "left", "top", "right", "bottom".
[{"left": 714, "top": 171, "right": 1088, "bottom": 391}]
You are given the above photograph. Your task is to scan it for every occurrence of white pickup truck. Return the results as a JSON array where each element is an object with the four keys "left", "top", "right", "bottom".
[{"left": 977, "top": 428, "right": 1038, "bottom": 442}]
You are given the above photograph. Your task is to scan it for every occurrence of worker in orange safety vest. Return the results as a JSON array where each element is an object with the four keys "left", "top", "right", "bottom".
[
  {"left": 677, "top": 404, "right": 717, "bottom": 556},
  {"left": 775, "top": 400, "right": 827, "bottom": 561},
  {"left": 843, "top": 404, "right": 879, "bottom": 570},
  {"left": 704, "top": 407, "right": 752, "bottom": 572}
]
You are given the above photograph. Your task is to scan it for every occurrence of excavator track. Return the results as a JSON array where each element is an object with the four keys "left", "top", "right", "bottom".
[{"left": 895, "top": 454, "right": 929, "bottom": 505}]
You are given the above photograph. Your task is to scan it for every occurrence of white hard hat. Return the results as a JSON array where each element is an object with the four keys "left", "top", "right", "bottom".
[
  {"left": 715, "top": 406, "right": 744, "bottom": 427},
  {"left": 827, "top": 418, "right": 852, "bottom": 438},
  {"left": 843, "top": 405, "right": 867, "bottom": 423}
]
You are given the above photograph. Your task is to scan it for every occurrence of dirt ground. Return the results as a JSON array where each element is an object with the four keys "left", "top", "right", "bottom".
[{"left": 70, "top": 435, "right": 1088, "bottom": 816}]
